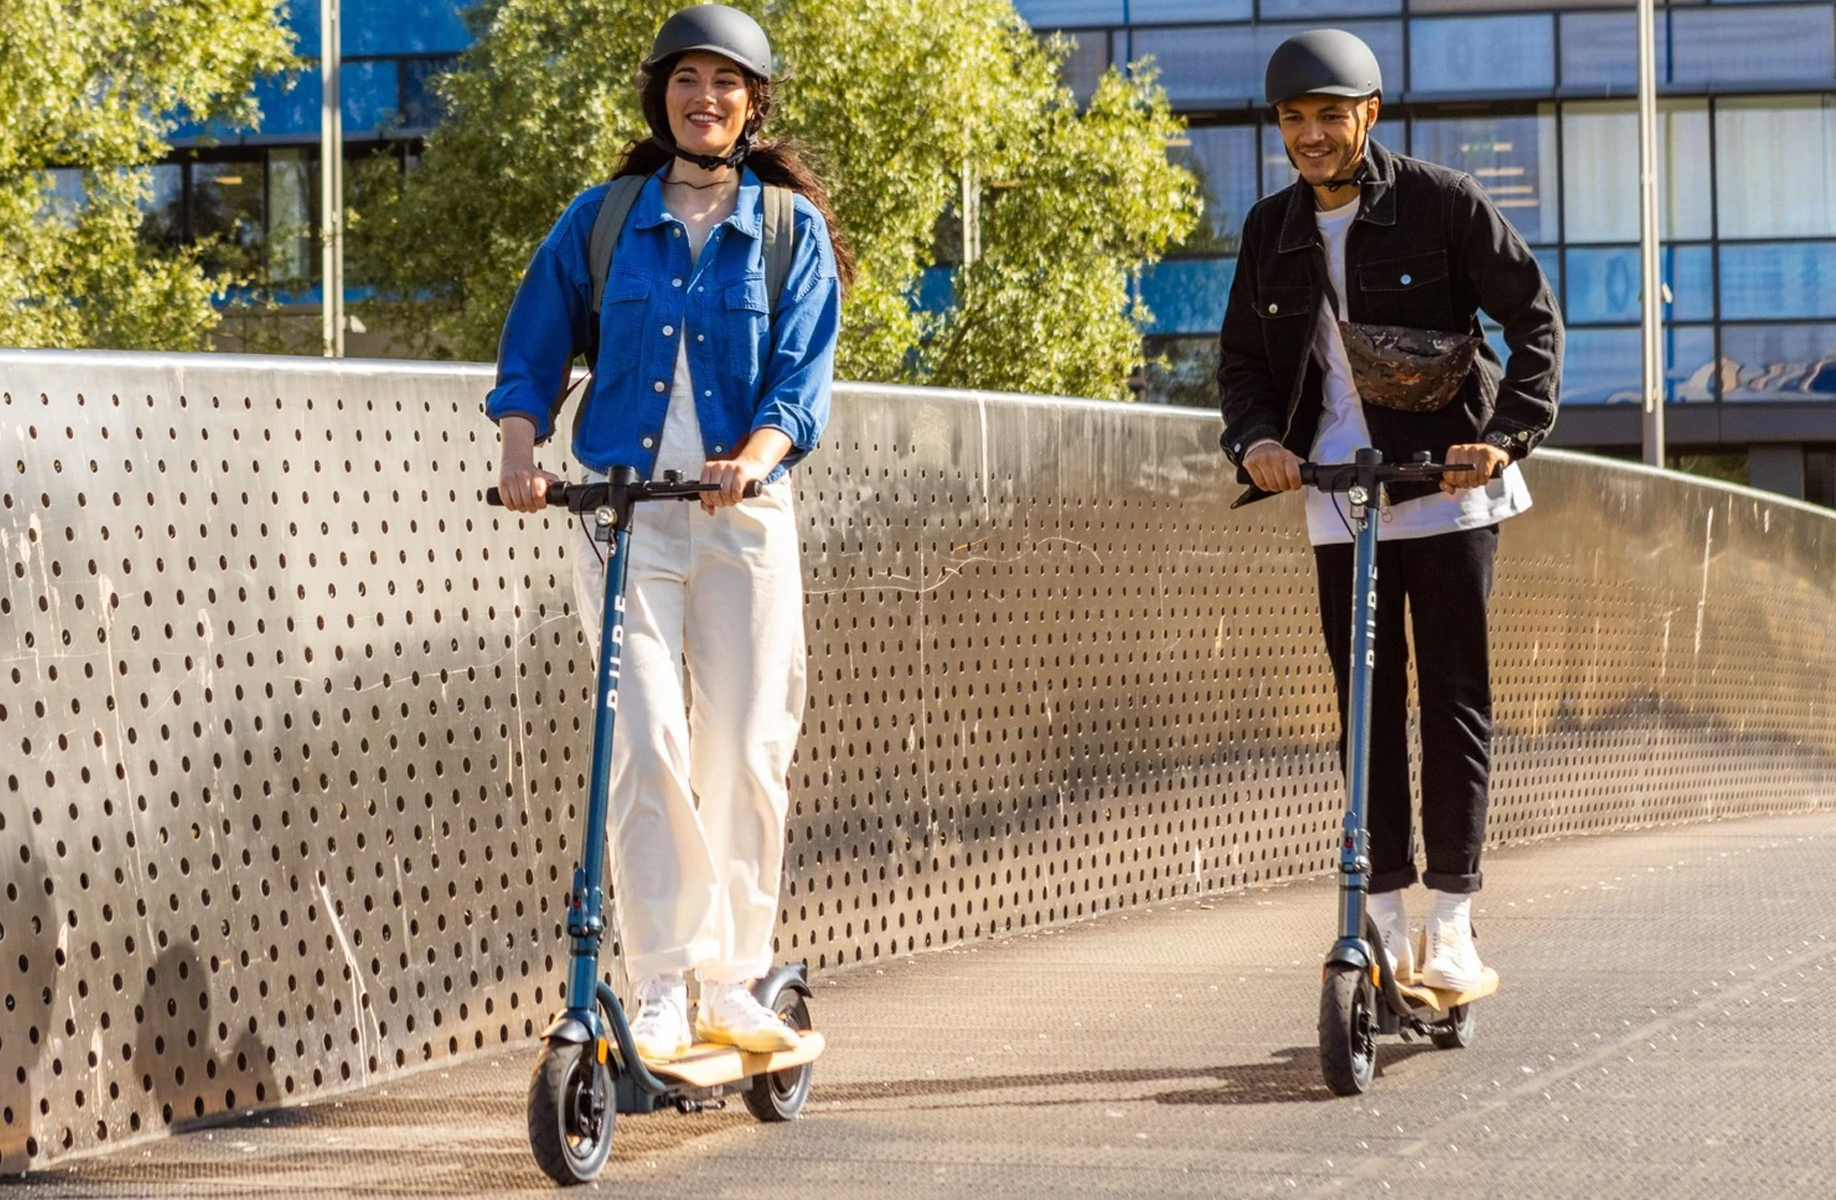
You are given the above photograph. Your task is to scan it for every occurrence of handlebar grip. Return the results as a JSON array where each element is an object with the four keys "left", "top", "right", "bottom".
[{"left": 484, "top": 485, "right": 569, "bottom": 507}]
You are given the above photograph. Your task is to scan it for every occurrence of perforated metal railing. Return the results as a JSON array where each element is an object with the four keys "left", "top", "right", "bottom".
[{"left": 3, "top": 350, "right": 1833, "bottom": 1172}]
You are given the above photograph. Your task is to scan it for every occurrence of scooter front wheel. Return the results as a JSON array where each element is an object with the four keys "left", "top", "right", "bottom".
[
  {"left": 742, "top": 991, "right": 814, "bottom": 1122},
  {"left": 528, "top": 1038, "right": 616, "bottom": 1184},
  {"left": 1319, "top": 963, "right": 1377, "bottom": 1096}
]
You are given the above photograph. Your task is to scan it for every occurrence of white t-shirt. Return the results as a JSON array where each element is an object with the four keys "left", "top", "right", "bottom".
[
  {"left": 1303, "top": 198, "right": 1532, "bottom": 547},
  {"left": 654, "top": 217, "right": 714, "bottom": 479}
]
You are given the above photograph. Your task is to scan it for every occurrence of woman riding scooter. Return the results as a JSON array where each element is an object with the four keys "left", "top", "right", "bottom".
[{"left": 487, "top": 4, "right": 851, "bottom": 1061}]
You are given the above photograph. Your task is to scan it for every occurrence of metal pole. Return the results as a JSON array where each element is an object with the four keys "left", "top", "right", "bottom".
[
  {"left": 1636, "top": 0, "right": 1663, "bottom": 465},
  {"left": 320, "top": 0, "right": 344, "bottom": 358}
]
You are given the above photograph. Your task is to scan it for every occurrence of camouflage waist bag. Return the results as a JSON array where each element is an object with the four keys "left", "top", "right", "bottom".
[{"left": 1339, "top": 322, "right": 1481, "bottom": 413}]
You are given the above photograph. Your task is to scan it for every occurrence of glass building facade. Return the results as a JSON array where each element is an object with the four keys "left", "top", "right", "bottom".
[
  {"left": 1022, "top": 0, "right": 1836, "bottom": 501},
  {"left": 138, "top": 0, "right": 1836, "bottom": 501},
  {"left": 148, "top": 0, "right": 465, "bottom": 295}
]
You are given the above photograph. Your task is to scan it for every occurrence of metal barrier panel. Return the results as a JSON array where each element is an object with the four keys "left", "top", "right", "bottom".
[{"left": 2, "top": 350, "right": 1832, "bottom": 1170}]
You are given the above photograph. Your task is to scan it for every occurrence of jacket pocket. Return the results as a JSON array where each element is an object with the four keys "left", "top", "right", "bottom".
[
  {"left": 724, "top": 277, "right": 771, "bottom": 378},
  {"left": 599, "top": 272, "right": 652, "bottom": 373},
  {"left": 1254, "top": 284, "right": 1313, "bottom": 320},
  {"left": 1358, "top": 250, "right": 1452, "bottom": 326},
  {"left": 1358, "top": 250, "right": 1450, "bottom": 294}
]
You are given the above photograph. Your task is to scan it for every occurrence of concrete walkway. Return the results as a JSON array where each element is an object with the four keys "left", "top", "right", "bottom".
[{"left": 18, "top": 811, "right": 1835, "bottom": 1200}]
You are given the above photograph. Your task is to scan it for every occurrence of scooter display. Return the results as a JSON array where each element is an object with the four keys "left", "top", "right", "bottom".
[
  {"left": 487, "top": 467, "right": 823, "bottom": 1184},
  {"left": 1298, "top": 448, "right": 1500, "bottom": 1097}
]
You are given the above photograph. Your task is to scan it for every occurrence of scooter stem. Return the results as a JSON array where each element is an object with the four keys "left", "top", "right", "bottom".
[
  {"left": 1337, "top": 452, "right": 1382, "bottom": 945},
  {"left": 567, "top": 472, "right": 641, "bottom": 1023}
]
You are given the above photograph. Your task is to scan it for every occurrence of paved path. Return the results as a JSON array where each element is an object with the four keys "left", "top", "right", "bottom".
[{"left": 18, "top": 811, "right": 1835, "bottom": 1200}]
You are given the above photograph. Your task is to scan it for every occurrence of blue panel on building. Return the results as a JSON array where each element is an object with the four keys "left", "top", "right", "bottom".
[
  {"left": 288, "top": 0, "right": 471, "bottom": 56},
  {"left": 1140, "top": 257, "right": 1236, "bottom": 336}
]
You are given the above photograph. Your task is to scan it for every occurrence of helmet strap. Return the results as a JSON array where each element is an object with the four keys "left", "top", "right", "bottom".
[
  {"left": 649, "top": 132, "right": 754, "bottom": 172},
  {"left": 1321, "top": 102, "right": 1375, "bottom": 192}
]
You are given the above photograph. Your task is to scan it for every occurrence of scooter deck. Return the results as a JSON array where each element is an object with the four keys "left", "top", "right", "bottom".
[
  {"left": 644, "top": 1032, "right": 826, "bottom": 1089},
  {"left": 1395, "top": 968, "right": 1499, "bottom": 1013}
]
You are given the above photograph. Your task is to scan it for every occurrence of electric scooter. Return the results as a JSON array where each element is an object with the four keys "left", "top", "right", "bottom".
[
  {"left": 487, "top": 467, "right": 823, "bottom": 1185},
  {"left": 1298, "top": 448, "right": 1500, "bottom": 1097}
]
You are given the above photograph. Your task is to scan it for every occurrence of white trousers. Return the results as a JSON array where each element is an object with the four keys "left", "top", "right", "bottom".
[{"left": 572, "top": 479, "right": 806, "bottom": 984}]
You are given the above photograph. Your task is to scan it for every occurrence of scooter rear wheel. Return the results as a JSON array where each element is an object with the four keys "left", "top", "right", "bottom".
[
  {"left": 742, "top": 992, "right": 814, "bottom": 1122},
  {"left": 528, "top": 1038, "right": 616, "bottom": 1184},
  {"left": 1319, "top": 963, "right": 1377, "bottom": 1096},
  {"left": 1430, "top": 1002, "right": 1476, "bottom": 1050}
]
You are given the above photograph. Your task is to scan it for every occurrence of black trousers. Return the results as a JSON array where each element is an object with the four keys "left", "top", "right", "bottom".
[{"left": 1313, "top": 524, "right": 1497, "bottom": 894}]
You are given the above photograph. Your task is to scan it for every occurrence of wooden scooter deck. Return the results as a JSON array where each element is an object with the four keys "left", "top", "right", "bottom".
[
  {"left": 644, "top": 1032, "right": 826, "bottom": 1089},
  {"left": 1394, "top": 969, "right": 1499, "bottom": 1013}
]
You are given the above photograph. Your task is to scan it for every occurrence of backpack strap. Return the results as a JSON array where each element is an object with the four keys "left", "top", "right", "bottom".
[
  {"left": 761, "top": 184, "right": 797, "bottom": 319},
  {"left": 588, "top": 175, "right": 648, "bottom": 314}
]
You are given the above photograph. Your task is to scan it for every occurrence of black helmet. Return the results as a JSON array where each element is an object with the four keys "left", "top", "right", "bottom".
[
  {"left": 1264, "top": 29, "right": 1382, "bottom": 107},
  {"left": 643, "top": 4, "right": 773, "bottom": 79}
]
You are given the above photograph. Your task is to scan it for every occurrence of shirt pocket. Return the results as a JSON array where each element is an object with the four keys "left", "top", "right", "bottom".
[
  {"left": 598, "top": 272, "right": 652, "bottom": 374},
  {"left": 724, "top": 277, "right": 771, "bottom": 379},
  {"left": 1254, "top": 285, "right": 1313, "bottom": 321}
]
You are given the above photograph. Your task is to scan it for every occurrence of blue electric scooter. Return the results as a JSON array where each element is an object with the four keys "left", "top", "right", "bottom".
[
  {"left": 1298, "top": 448, "right": 1500, "bottom": 1096},
  {"left": 487, "top": 467, "right": 823, "bottom": 1184}
]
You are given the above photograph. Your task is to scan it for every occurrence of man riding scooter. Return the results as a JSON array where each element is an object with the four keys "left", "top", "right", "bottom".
[{"left": 1217, "top": 29, "right": 1565, "bottom": 992}]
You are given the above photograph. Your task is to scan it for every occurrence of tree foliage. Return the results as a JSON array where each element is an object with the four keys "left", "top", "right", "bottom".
[
  {"left": 355, "top": 0, "right": 1198, "bottom": 400},
  {"left": 0, "top": 0, "right": 294, "bottom": 349}
]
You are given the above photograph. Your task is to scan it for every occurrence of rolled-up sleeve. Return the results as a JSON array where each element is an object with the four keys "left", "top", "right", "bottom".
[
  {"left": 485, "top": 198, "right": 596, "bottom": 443},
  {"left": 750, "top": 204, "right": 840, "bottom": 457}
]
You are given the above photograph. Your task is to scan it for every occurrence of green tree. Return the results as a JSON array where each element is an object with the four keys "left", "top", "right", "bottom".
[
  {"left": 353, "top": 0, "right": 1198, "bottom": 400},
  {"left": 0, "top": 0, "right": 294, "bottom": 350}
]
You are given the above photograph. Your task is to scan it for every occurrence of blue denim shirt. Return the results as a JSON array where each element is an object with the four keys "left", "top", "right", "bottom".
[{"left": 486, "top": 166, "right": 840, "bottom": 481}]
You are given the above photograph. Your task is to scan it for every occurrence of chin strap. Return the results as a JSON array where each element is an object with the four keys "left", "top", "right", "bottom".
[
  {"left": 1320, "top": 106, "right": 1377, "bottom": 192},
  {"left": 649, "top": 132, "right": 756, "bottom": 173}
]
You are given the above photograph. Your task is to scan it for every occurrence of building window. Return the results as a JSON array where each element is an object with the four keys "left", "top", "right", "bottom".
[
  {"left": 1562, "top": 325, "right": 1718, "bottom": 404},
  {"left": 1412, "top": 107, "right": 1558, "bottom": 243},
  {"left": 1805, "top": 450, "right": 1836, "bottom": 508},
  {"left": 1170, "top": 125, "right": 1260, "bottom": 254},
  {"left": 1132, "top": 20, "right": 1400, "bottom": 110},
  {"left": 1562, "top": 100, "right": 1711, "bottom": 243},
  {"left": 1716, "top": 96, "right": 1836, "bottom": 239},
  {"left": 190, "top": 160, "right": 265, "bottom": 277},
  {"left": 1142, "top": 335, "right": 1221, "bottom": 407},
  {"left": 1564, "top": 245, "right": 1712, "bottom": 324},
  {"left": 1721, "top": 324, "right": 1836, "bottom": 401},
  {"left": 1670, "top": 5, "right": 1836, "bottom": 89},
  {"left": 267, "top": 149, "right": 317, "bottom": 284},
  {"left": 1050, "top": 30, "right": 1112, "bottom": 104},
  {"left": 1409, "top": 15, "right": 1555, "bottom": 95}
]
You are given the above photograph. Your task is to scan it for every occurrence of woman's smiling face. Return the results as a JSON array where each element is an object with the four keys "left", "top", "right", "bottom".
[{"left": 665, "top": 51, "right": 755, "bottom": 158}]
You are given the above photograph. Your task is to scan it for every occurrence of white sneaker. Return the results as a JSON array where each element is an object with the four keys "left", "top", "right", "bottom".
[
  {"left": 1367, "top": 891, "right": 1415, "bottom": 983},
  {"left": 628, "top": 974, "right": 691, "bottom": 1062},
  {"left": 1420, "top": 895, "right": 1486, "bottom": 994},
  {"left": 695, "top": 982, "right": 801, "bottom": 1054}
]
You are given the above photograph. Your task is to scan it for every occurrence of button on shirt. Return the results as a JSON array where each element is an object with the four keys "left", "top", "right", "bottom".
[
  {"left": 485, "top": 167, "right": 841, "bottom": 481},
  {"left": 1305, "top": 199, "right": 1532, "bottom": 546}
]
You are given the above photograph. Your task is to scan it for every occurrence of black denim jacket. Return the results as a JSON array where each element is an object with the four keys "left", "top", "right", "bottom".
[{"left": 1216, "top": 139, "right": 1564, "bottom": 506}]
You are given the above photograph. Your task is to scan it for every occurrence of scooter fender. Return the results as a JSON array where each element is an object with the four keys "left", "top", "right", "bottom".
[
  {"left": 1325, "top": 937, "right": 1374, "bottom": 973},
  {"left": 750, "top": 961, "right": 813, "bottom": 1006},
  {"left": 540, "top": 1012, "right": 598, "bottom": 1045}
]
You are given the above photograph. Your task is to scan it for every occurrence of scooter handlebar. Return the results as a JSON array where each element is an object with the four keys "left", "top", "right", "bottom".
[
  {"left": 486, "top": 479, "right": 764, "bottom": 508},
  {"left": 1297, "top": 457, "right": 1504, "bottom": 493}
]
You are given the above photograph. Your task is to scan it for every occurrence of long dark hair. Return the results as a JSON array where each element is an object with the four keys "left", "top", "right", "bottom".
[{"left": 614, "top": 61, "right": 857, "bottom": 292}]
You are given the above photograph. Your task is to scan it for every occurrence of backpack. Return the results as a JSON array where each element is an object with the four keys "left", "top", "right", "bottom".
[{"left": 587, "top": 174, "right": 797, "bottom": 316}]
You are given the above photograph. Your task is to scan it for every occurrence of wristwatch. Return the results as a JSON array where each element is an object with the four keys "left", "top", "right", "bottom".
[{"left": 1482, "top": 430, "right": 1520, "bottom": 458}]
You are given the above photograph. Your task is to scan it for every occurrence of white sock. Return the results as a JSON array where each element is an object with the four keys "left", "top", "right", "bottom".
[
  {"left": 1367, "top": 890, "right": 1407, "bottom": 927},
  {"left": 1428, "top": 890, "right": 1471, "bottom": 927}
]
